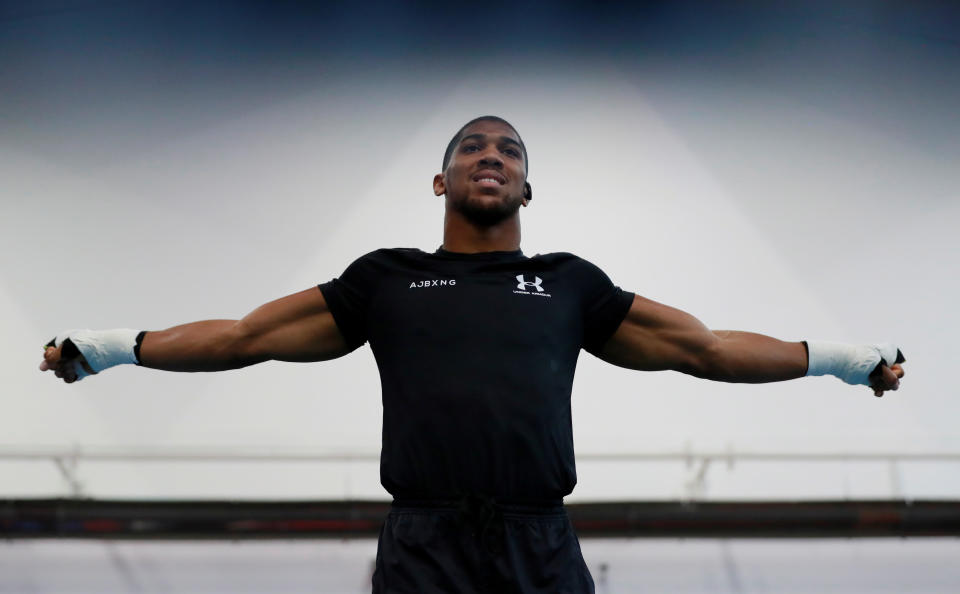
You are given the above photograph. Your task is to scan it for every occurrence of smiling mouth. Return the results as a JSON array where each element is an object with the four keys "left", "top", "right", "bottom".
[{"left": 472, "top": 171, "right": 506, "bottom": 185}]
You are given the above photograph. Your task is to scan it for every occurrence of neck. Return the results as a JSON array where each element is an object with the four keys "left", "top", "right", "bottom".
[{"left": 441, "top": 209, "right": 522, "bottom": 253}]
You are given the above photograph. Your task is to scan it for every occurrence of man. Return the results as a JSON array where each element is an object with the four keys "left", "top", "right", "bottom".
[{"left": 40, "top": 116, "right": 905, "bottom": 593}]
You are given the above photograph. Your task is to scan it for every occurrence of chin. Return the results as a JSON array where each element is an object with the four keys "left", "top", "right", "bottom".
[{"left": 455, "top": 196, "right": 521, "bottom": 227}]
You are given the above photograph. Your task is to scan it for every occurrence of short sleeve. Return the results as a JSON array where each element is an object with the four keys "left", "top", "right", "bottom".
[
  {"left": 318, "top": 251, "right": 383, "bottom": 351},
  {"left": 576, "top": 258, "right": 634, "bottom": 354}
]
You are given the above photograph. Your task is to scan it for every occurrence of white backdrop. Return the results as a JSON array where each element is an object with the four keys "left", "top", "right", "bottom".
[
  {"left": 5, "top": 539, "right": 960, "bottom": 594},
  {"left": 1, "top": 2, "right": 958, "bottom": 501}
]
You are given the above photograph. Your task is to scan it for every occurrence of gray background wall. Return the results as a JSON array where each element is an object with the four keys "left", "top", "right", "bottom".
[
  {"left": 3, "top": 538, "right": 960, "bottom": 594},
  {"left": 2, "top": 1, "right": 958, "bottom": 501}
]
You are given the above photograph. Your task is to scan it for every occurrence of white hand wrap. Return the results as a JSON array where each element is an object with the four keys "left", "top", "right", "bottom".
[
  {"left": 805, "top": 341, "right": 900, "bottom": 386},
  {"left": 53, "top": 328, "right": 141, "bottom": 381}
]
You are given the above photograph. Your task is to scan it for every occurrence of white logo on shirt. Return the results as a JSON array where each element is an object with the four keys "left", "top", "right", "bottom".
[
  {"left": 409, "top": 279, "right": 456, "bottom": 289},
  {"left": 516, "top": 275, "right": 544, "bottom": 292},
  {"left": 514, "top": 275, "right": 551, "bottom": 297}
]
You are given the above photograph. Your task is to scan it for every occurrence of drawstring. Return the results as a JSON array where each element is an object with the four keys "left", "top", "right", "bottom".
[{"left": 458, "top": 493, "right": 505, "bottom": 556}]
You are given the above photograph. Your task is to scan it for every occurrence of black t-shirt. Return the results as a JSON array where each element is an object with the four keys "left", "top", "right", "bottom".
[{"left": 319, "top": 248, "right": 634, "bottom": 501}]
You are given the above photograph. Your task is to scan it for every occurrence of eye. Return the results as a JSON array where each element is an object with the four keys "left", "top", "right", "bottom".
[
  {"left": 462, "top": 144, "right": 480, "bottom": 153},
  {"left": 503, "top": 147, "right": 520, "bottom": 158}
]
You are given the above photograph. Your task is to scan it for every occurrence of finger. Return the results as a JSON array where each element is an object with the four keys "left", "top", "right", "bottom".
[
  {"left": 43, "top": 345, "right": 62, "bottom": 365},
  {"left": 870, "top": 380, "right": 884, "bottom": 396},
  {"left": 891, "top": 363, "right": 905, "bottom": 379},
  {"left": 62, "top": 362, "right": 78, "bottom": 383},
  {"left": 870, "top": 366, "right": 898, "bottom": 391},
  {"left": 40, "top": 346, "right": 57, "bottom": 371},
  {"left": 881, "top": 366, "right": 899, "bottom": 390}
]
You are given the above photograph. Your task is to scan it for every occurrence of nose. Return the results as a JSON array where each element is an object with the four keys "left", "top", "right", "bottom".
[{"left": 478, "top": 150, "right": 503, "bottom": 168}]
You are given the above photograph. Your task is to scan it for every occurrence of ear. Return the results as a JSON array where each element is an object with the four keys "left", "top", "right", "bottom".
[
  {"left": 522, "top": 182, "right": 533, "bottom": 205},
  {"left": 433, "top": 173, "right": 446, "bottom": 197}
]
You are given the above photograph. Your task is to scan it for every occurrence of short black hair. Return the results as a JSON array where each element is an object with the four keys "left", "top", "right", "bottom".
[{"left": 441, "top": 115, "right": 528, "bottom": 175}]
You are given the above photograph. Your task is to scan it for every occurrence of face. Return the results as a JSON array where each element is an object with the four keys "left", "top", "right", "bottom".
[{"left": 434, "top": 120, "right": 528, "bottom": 227}]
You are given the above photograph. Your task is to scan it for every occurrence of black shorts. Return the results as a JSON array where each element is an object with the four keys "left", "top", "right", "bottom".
[{"left": 372, "top": 497, "right": 595, "bottom": 594}]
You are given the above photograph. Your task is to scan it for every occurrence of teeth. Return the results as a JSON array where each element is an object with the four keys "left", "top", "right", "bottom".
[{"left": 477, "top": 178, "right": 499, "bottom": 183}]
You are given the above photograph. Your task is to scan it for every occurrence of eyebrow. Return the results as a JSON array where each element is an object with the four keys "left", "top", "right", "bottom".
[{"left": 460, "top": 133, "right": 522, "bottom": 149}]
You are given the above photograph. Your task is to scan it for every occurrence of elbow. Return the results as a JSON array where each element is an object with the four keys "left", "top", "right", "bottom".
[
  {"left": 216, "top": 320, "right": 264, "bottom": 369},
  {"left": 684, "top": 340, "right": 739, "bottom": 382}
]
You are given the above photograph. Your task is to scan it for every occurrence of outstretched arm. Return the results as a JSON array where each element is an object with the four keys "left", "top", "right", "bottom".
[
  {"left": 41, "top": 287, "right": 350, "bottom": 382},
  {"left": 598, "top": 295, "right": 903, "bottom": 396}
]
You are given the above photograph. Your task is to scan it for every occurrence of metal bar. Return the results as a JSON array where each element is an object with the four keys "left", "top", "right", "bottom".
[{"left": 3, "top": 498, "right": 960, "bottom": 539}]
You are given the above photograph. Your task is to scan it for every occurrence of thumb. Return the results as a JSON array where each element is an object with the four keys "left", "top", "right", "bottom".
[{"left": 39, "top": 345, "right": 59, "bottom": 371}]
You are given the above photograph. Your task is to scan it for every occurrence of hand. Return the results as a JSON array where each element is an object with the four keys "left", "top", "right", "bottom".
[
  {"left": 39, "top": 338, "right": 96, "bottom": 384},
  {"left": 869, "top": 362, "right": 904, "bottom": 397}
]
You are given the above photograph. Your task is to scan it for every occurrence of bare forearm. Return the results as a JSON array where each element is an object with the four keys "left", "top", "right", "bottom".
[
  {"left": 41, "top": 288, "right": 347, "bottom": 383},
  {"left": 696, "top": 331, "right": 807, "bottom": 383},
  {"left": 601, "top": 295, "right": 901, "bottom": 394},
  {"left": 139, "top": 320, "right": 261, "bottom": 372}
]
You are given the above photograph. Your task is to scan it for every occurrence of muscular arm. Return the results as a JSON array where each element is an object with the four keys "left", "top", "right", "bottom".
[
  {"left": 43, "top": 287, "right": 351, "bottom": 381},
  {"left": 140, "top": 287, "right": 350, "bottom": 371},
  {"left": 598, "top": 294, "right": 807, "bottom": 383}
]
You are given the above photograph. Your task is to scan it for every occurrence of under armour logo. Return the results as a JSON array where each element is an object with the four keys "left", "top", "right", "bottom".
[{"left": 516, "top": 275, "right": 544, "bottom": 292}]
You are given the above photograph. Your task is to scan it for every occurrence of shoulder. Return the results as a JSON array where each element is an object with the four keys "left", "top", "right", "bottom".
[
  {"left": 358, "top": 247, "right": 425, "bottom": 259},
  {"left": 345, "top": 247, "right": 427, "bottom": 268},
  {"left": 328, "top": 248, "right": 427, "bottom": 287},
  {"left": 530, "top": 252, "right": 606, "bottom": 274},
  {"left": 530, "top": 251, "right": 579, "bottom": 265}
]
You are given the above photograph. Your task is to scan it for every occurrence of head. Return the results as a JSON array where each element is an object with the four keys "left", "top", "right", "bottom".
[{"left": 433, "top": 116, "right": 532, "bottom": 227}]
